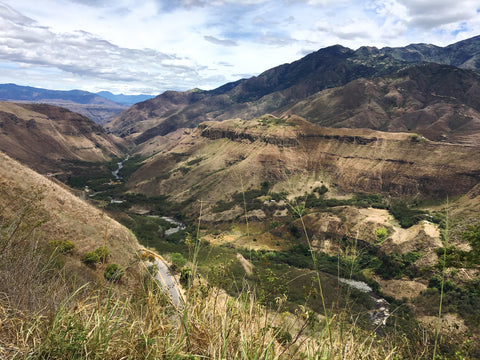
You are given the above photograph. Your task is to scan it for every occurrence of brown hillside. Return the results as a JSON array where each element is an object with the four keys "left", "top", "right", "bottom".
[
  {"left": 0, "top": 101, "right": 125, "bottom": 173},
  {"left": 129, "top": 116, "right": 480, "bottom": 212},
  {"left": 105, "top": 37, "right": 480, "bottom": 146},
  {"left": 0, "top": 151, "right": 140, "bottom": 287},
  {"left": 284, "top": 64, "right": 480, "bottom": 145}
]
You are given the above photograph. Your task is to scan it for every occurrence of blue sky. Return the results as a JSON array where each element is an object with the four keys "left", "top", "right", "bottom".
[{"left": 0, "top": 0, "right": 479, "bottom": 95}]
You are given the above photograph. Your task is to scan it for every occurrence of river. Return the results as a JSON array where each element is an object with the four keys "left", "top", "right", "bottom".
[
  {"left": 112, "top": 155, "right": 130, "bottom": 180},
  {"left": 339, "top": 277, "right": 390, "bottom": 327}
]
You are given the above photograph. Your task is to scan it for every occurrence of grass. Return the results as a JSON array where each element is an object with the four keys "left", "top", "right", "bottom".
[{"left": 1, "top": 273, "right": 411, "bottom": 359}]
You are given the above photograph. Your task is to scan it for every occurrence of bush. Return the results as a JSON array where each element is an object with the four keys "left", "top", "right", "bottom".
[
  {"left": 170, "top": 252, "right": 187, "bottom": 270},
  {"left": 180, "top": 267, "right": 192, "bottom": 286},
  {"left": 81, "top": 251, "right": 99, "bottom": 266},
  {"left": 48, "top": 240, "right": 75, "bottom": 254},
  {"left": 94, "top": 246, "right": 110, "bottom": 262},
  {"left": 375, "top": 227, "right": 388, "bottom": 243},
  {"left": 389, "top": 202, "right": 427, "bottom": 228},
  {"left": 104, "top": 263, "right": 124, "bottom": 282},
  {"left": 313, "top": 185, "right": 329, "bottom": 195},
  {"left": 81, "top": 246, "right": 110, "bottom": 266}
]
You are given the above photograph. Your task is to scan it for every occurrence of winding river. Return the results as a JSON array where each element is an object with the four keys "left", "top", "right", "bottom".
[{"left": 112, "top": 155, "right": 130, "bottom": 180}]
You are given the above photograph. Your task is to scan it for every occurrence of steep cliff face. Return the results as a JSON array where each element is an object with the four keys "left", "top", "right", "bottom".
[
  {"left": 129, "top": 116, "right": 480, "bottom": 208},
  {"left": 0, "top": 101, "right": 125, "bottom": 172}
]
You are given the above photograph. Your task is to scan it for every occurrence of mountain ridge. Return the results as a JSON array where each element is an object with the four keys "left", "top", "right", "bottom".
[
  {"left": 0, "top": 101, "right": 125, "bottom": 173},
  {"left": 105, "top": 35, "right": 480, "bottom": 145},
  {"left": 130, "top": 115, "right": 480, "bottom": 213},
  {"left": 0, "top": 83, "right": 153, "bottom": 123}
]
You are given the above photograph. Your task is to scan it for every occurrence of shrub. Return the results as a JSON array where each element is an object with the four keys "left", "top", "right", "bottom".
[
  {"left": 48, "top": 240, "right": 75, "bottom": 254},
  {"left": 94, "top": 246, "right": 110, "bottom": 262},
  {"left": 389, "top": 202, "right": 427, "bottom": 228},
  {"left": 411, "top": 134, "right": 424, "bottom": 143},
  {"left": 180, "top": 267, "right": 192, "bottom": 286},
  {"left": 81, "top": 251, "right": 99, "bottom": 266},
  {"left": 170, "top": 252, "right": 187, "bottom": 270},
  {"left": 313, "top": 185, "right": 329, "bottom": 195},
  {"left": 81, "top": 246, "right": 110, "bottom": 266},
  {"left": 375, "top": 227, "right": 388, "bottom": 243},
  {"left": 104, "top": 263, "right": 124, "bottom": 282}
]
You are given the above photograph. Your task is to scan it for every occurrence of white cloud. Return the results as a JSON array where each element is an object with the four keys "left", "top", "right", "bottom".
[
  {"left": 0, "top": 0, "right": 478, "bottom": 94},
  {"left": 204, "top": 35, "right": 238, "bottom": 46}
]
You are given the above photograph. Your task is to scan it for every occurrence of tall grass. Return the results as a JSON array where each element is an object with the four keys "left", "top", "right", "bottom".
[
  {"left": 433, "top": 200, "right": 449, "bottom": 359},
  {"left": 0, "top": 194, "right": 406, "bottom": 360},
  {"left": 2, "top": 273, "right": 406, "bottom": 359}
]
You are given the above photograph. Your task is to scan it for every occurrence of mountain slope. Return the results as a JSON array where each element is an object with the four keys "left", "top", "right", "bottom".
[
  {"left": 381, "top": 35, "right": 480, "bottom": 69},
  {"left": 129, "top": 116, "right": 480, "bottom": 214},
  {"left": 0, "top": 101, "right": 125, "bottom": 173},
  {"left": 106, "top": 36, "right": 480, "bottom": 144},
  {"left": 0, "top": 150, "right": 141, "bottom": 295},
  {"left": 0, "top": 83, "right": 127, "bottom": 123},
  {"left": 283, "top": 63, "right": 480, "bottom": 145},
  {"left": 96, "top": 91, "right": 154, "bottom": 105}
]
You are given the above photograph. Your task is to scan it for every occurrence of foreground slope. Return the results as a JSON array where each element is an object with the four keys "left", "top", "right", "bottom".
[
  {"left": 0, "top": 101, "right": 125, "bottom": 173},
  {"left": 0, "top": 151, "right": 141, "bottom": 286},
  {"left": 0, "top": 151, "right": 418, "bottom": 360}
]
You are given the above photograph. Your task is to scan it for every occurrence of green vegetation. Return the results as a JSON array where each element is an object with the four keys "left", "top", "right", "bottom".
[
  {"left": 103, "top": 263, "right": 125, "bottom": 282},
  {"left": 418, "top": 278, "right": 480, "bottom": 327},
  {"left": 388, "top": 201, "right": 428, "bottom": 228},
  {"left": 186, "top": 156, "right": 204, "bottom": 166},
  {"left": 411, "top": 133, "right": 425, "bottom": 143},
  {"left": 213, "top": 182, "right": 273, "bottom": 213},
  {"left": 170, "top": 252, "right": 187, "bottom": 270},
  {"left": 48, "top": 240, "right": 75, "bottom": 254},
  {"left": 375, "top": 227, "right": 388, "bottom": 243},
  {"left": 302, "top": 192, "right": 387, "bottom": 210},
  {"left": 257, "top": 115, "right": 294, "bottom": 126},
  {"left": 81, "top": 246, "right": 110, "bottom": 266}
]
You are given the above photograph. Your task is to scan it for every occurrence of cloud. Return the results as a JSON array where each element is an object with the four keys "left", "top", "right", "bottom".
[
  {"left": 372, "top": 0, "right": 479, "bottom": 29},
  {"left": 204, "top": 35, "right": 238, "bottom": 46},
  {"left": 1, "top": 0, "right": 480, "bottom": 94},
  {"left": 0, "top": 2, "right": 35, "bottom": 25},
  {"left": 256, "top": 32, "right": 299, "bottom": 46},
  {"left": 0, "top": 2, "right": 214, "bottom": 93}
]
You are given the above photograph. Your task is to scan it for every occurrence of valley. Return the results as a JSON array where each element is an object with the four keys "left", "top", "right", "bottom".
[{"left": 1, "top": 35, "right": 480, "bottom": 359}]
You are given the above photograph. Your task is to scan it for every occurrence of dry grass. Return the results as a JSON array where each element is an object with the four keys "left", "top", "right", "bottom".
[
  {"left": 0, "top": 266, "right": 407, "bottom": 360},
  {"left": 0, "top": 152, "right": 141, "bottom": 286}
]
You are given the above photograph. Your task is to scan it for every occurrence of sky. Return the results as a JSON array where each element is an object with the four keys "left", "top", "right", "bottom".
[{"left": 0, "top": 0, "right": 479, "bottom": 95}]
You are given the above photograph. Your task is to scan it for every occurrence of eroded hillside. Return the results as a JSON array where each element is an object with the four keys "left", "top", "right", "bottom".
[
  {"left": 0, "top": 101, "right": 125, "bottom": 173},
  {"left": 129, "top": 115, "right": 480, "bottom": 212}
]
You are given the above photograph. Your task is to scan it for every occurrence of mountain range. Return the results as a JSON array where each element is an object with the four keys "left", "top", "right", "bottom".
[
  {"left": 0, "top": 83, "right": 154, "bottom": 123},
  {"left": 105, "top": 35, "right": 480, "bottom": 147}
]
